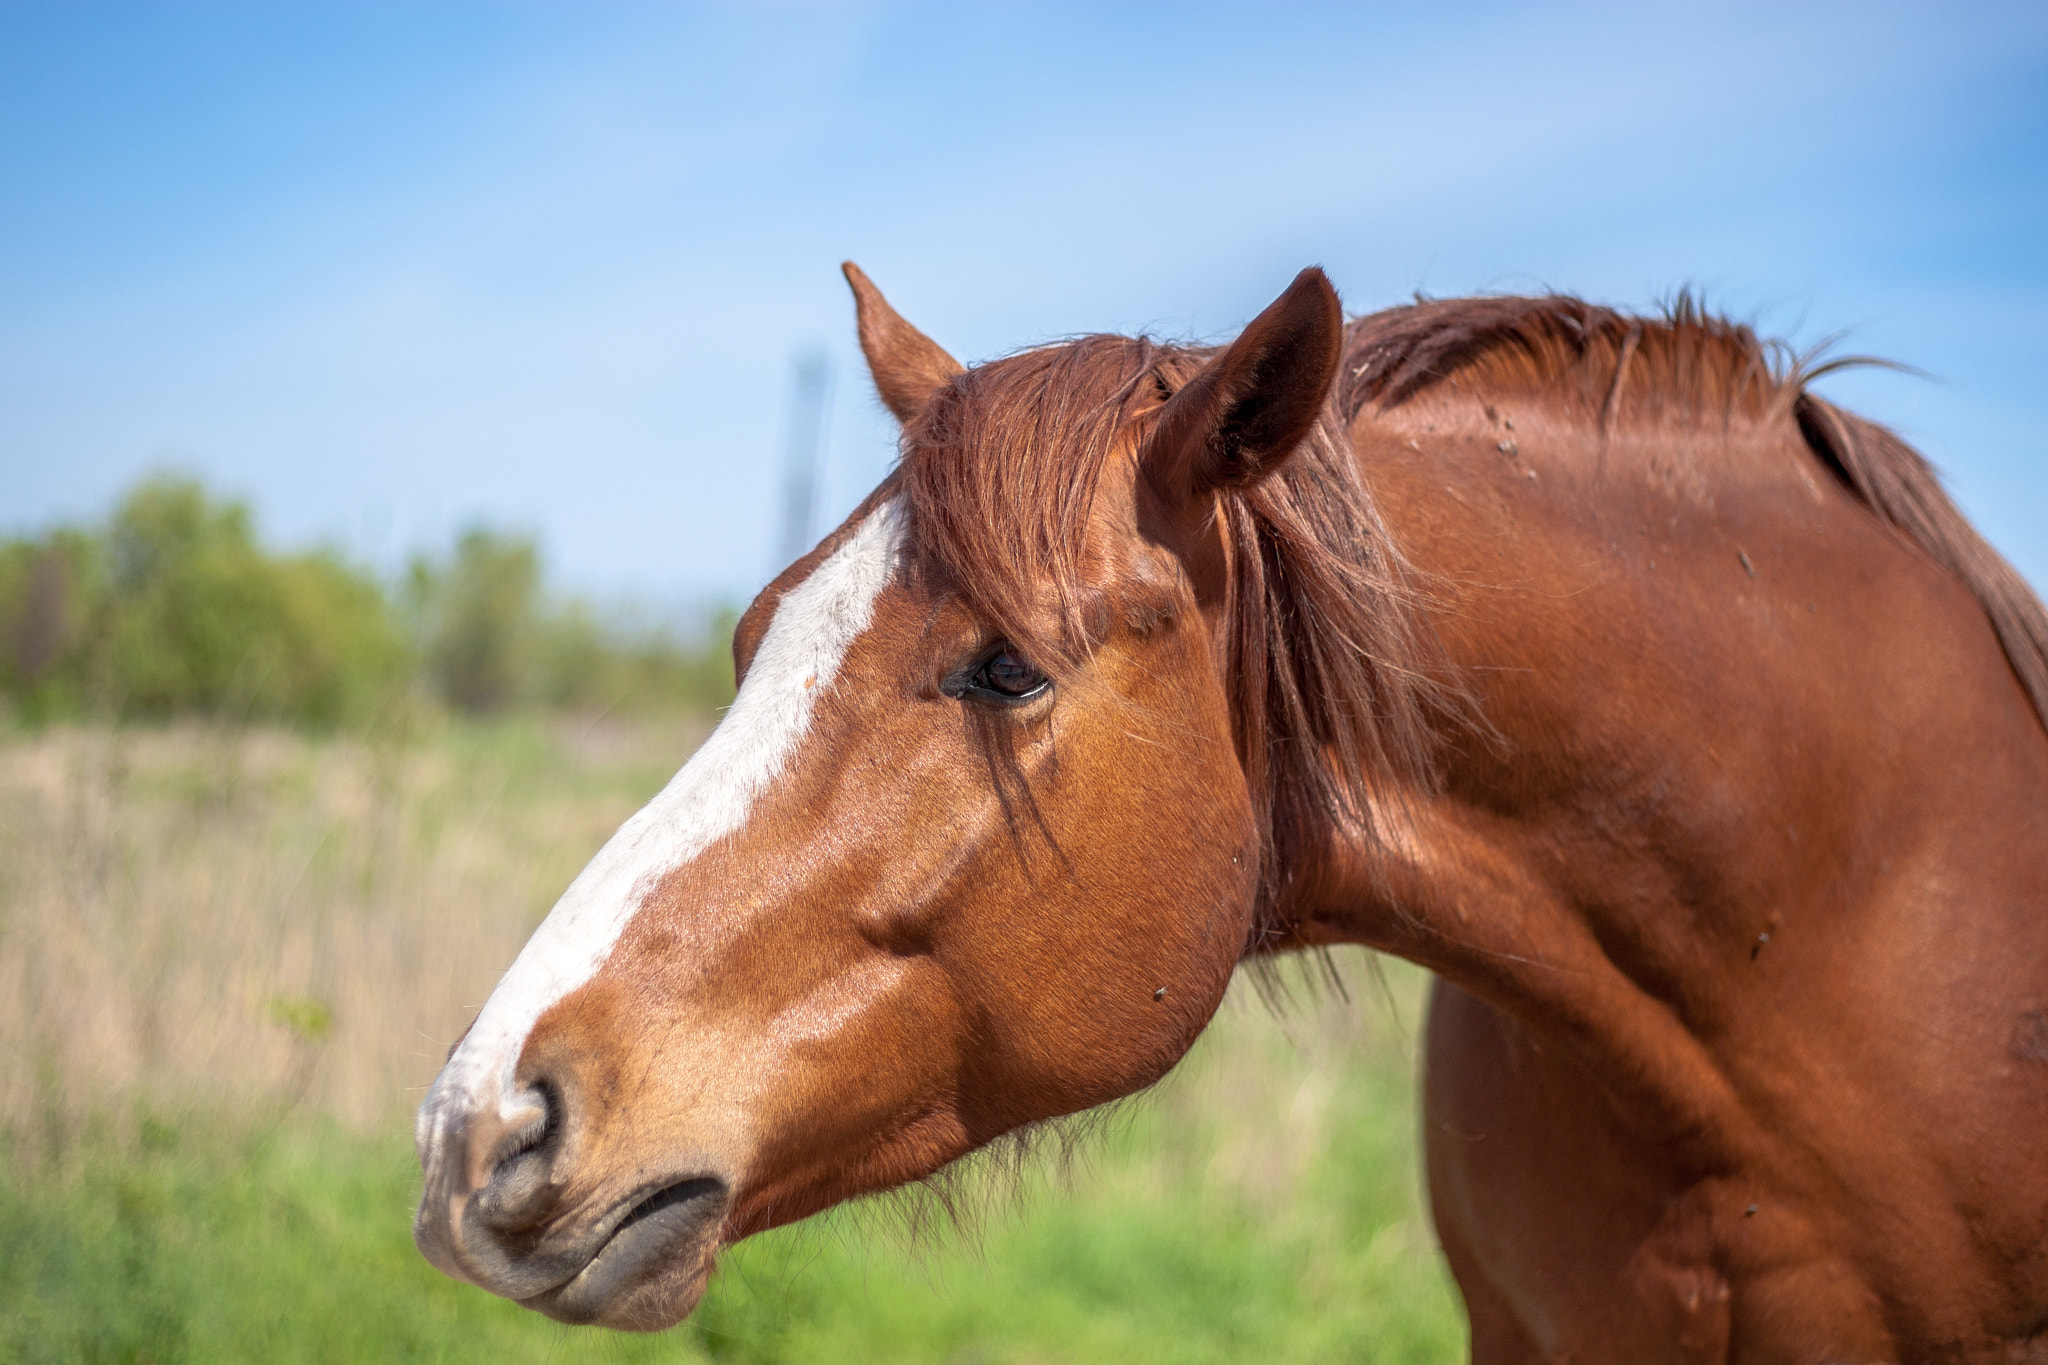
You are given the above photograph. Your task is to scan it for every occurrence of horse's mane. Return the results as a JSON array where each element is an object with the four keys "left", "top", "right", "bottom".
[
  {"left": 1340, "top": 291, "right": 1793, "bottom": 423},
  {"left": 1341, "top": 293, "right": 2048, "bottom": 730}
]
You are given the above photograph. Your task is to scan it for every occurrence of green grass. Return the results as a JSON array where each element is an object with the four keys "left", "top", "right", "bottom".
[{"left": 0, "top": 975, "right": 1463, "bottom": 1364}]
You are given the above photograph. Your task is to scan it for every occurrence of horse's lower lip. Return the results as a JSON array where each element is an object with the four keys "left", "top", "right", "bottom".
[{"left": 524, "top": 1176, "right": 728, "bottom": 1328}]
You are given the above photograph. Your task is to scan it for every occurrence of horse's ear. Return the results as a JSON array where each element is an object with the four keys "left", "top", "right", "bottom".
[
  {"left": 1141, "top": 267, "right": 1342, "bottom": 506},
  {"left": 842, "top": 261, "right": 964, "bottom": 423}
]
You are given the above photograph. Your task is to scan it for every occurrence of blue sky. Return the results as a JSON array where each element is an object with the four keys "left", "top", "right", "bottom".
[{"left": 3, "top": 3, "right": 2044, "bottom": 604}]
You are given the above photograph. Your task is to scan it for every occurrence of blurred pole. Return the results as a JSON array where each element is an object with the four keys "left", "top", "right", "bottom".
[{"left": 774, "top": 349, "right": 832, "bottom": 575}]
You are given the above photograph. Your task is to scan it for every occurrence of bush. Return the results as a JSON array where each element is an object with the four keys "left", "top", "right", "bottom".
[
  {"left": 0, "top": 475, "right": 409, "bottom": 727},
  {"left": 415, "top": 528, "right": 541, "bottom": 715},
  {"left": 0, "top": 472, "right": 736, "bottom": 729},
  {"left": 408, "top": 528, "right": 735, "bottom": 718},
  {"left": 534, "top": 600, "right": 737, "bottom": 716}
]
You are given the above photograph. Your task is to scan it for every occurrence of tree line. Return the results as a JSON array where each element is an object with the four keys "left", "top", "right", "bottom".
[{"left": 0, "top": 474, "right": 735, "bottom": 728}]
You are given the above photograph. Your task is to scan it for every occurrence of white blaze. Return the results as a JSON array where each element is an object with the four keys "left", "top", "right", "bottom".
[{"left": 416, "top": 500, "right": 904, "bottom": 1148}]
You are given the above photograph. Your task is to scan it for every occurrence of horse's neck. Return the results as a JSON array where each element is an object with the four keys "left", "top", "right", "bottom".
[{"left": 1290, "top": 396, "right": 2048, "bottom": 1150}]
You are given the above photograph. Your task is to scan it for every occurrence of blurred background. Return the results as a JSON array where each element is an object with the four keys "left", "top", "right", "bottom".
[{"left": 1, "top": 4, "right": 2042, "bottom": 1362}]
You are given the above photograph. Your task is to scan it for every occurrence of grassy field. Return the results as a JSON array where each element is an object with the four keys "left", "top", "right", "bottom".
[{"left": 0, "top": 718, "right": 1465, "bottom": 1363}]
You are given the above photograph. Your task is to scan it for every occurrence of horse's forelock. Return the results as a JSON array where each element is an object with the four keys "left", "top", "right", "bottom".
[
  {"left": 899, "top": 335, "right": 1177, "bottom": 673},
  {"left": 896, "top": 332, "right": 1455, "bottom": 951}
]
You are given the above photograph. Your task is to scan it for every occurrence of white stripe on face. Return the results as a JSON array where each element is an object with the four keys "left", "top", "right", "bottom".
[{"left": 417, "top": 500, "right": 905, "bottom": 1151}]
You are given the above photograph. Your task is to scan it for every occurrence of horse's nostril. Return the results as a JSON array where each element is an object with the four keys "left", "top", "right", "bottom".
[{"left": 473, "top": 1080, "right": 565, "bottom": 1228}]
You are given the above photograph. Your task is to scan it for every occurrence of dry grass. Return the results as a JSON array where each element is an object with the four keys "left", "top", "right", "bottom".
[
  {"left": 0, "top": 714, "right": 709, "bottom": 1160},
  {"left": 0, "top": 711, "right": 1438, "bottom": 1197}
]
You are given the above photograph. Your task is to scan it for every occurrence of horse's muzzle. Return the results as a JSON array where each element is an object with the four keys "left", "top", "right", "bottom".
[
  {"left": 415, "top": 1079, "right": 732, "bottom": 1330},
  {"left": 518, "top": 1175, "right": 729, "bottom": 1327}
]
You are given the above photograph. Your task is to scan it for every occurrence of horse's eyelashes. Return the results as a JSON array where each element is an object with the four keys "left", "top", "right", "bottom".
[{"left": 951, "top": 647, "right": 1051, "bottom": 705}]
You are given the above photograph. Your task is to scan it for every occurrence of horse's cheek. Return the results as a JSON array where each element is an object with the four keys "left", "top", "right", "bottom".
[{"left": 1037, "top": 703, "right": 1253, "bottom": 1094}]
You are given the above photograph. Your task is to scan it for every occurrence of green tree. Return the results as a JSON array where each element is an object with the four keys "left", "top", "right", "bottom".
[
  {"left": 0, "top": 527, "right": 99, "bottom": 717},
  {"left": 0, "top": 474, "right": 409, "bottom": 727},
  {"left": 1, "top": 472, "right": 735, "bottom": 729},
  {"left": 419, "top": 528, "right": 540, "bottom": 714}
]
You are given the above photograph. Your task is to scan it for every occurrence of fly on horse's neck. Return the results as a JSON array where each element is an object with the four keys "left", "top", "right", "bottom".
[{"left": 416, "top": 265, "right": 2048, "bottom": 1361}]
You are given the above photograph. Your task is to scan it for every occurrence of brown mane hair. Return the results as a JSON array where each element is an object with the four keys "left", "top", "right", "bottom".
[
  {"left": 1341, "top": 294, "right": 2048, "bottom": 729},
  {"left": 899, "top": 335, "right": 1446, "bottom": 945},
  {"left": 1340, "top": 291, "right": 1791, "bottom": 424}
]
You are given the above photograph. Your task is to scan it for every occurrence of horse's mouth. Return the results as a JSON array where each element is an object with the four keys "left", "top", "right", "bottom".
[{"left": 520, "top": 1176, "right": 729, "bottom": 1330}]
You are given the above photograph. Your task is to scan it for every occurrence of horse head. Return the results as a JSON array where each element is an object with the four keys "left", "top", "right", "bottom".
[{"left": 412, "top": 264, "right": 1349, "bottom": 1329}]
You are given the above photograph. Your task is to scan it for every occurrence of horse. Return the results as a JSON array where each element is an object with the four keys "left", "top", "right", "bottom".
[{"left": 413, "top": 262, "right": 2048, "bottom": 1360}]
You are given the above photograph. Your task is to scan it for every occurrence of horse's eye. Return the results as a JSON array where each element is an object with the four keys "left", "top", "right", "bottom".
[{"left": 969, "top": 650, "right": 1049, "bottom": 701}]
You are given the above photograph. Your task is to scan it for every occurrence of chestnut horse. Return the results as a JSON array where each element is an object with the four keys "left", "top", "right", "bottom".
[{"left": 415, "top": 264, "right": 2048, "bottom": 1360}]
